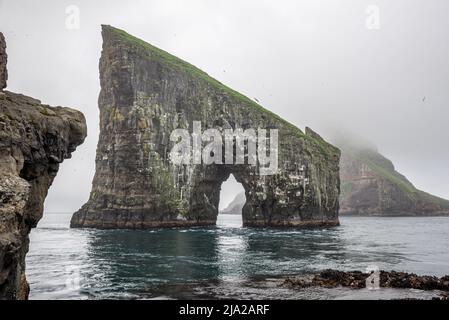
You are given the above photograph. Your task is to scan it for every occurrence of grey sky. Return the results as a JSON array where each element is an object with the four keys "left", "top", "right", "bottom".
[{"left": 0, "top": 0, "right": 448, "bottom": 212}]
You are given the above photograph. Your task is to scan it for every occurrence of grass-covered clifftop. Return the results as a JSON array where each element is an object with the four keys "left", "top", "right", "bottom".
[{"left": 104, "top": 26, "right": 283, "bottom": 123}]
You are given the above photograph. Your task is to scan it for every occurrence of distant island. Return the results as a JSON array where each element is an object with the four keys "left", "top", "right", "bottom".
[
  {"left": 0, "top": 32, "right": 86, "bottom": 300},
  {"left": 337, "top": 137, "right": 449, "bottom": 216},
  {"left": 71, "top": 25, "right": 341, "bottom": 229}
]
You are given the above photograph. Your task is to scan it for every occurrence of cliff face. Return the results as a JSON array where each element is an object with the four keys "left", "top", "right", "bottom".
[
  {"left": 0, "top": 33, "right": 87, "bottom": 299},
  {"left": 71, "top": 25, "right": 340, "bottom": 229},
  {"left": 339, "top": 140, "right": 449, "bottom": 216}
]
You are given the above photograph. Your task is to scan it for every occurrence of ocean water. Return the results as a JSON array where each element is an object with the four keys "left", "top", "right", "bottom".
[{"left": 26, "top": 214, "right": 449, "bottom": 300}]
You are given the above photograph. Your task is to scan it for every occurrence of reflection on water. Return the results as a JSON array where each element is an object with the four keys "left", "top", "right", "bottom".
[
  {"left": 84, "top": 227, "right": 222, "bottom": 299},
  {"left": 216, "top": 215, "right": 248, "bottom": 282},
  {"left": 27, "top": 214, "right": 449, "bottom": 299}
]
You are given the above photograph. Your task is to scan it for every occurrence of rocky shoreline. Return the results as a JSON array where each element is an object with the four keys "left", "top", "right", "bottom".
[
  {"left": 283, "top": 269, "right": 449, "bottom": 300},
  {"left": 131, "top": 269, "right": 449, "bottom": 300}
]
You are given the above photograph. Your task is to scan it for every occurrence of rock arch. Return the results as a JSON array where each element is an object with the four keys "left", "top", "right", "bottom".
[{"left": 71, "top": 25, "right": 341, "bottom": 229}]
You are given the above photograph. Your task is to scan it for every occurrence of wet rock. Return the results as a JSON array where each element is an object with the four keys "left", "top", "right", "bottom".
[
  {"left": 71, "top": 25, "right": 341, "bottom": 229},
  {"left": 313, "top": 269, "right": 367, "bottom": 289}
]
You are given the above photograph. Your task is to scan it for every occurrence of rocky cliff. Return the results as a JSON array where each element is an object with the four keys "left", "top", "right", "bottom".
[
  {"left": 338, "top": 138, "right": 449, "bottom": 216},
  {"left": 0, "top": 33, "right": 7, "bottom": 90},
  {"left": 0, "top": 32, "right": 87, "bottom": 299},
  {"left": 71, "top": 25, "right": 340, "bottom": 229}
]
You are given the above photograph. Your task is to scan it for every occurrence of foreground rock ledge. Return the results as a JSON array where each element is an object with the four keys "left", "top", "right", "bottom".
[
  {"left": 283, "top": 269, "right": 449, "bottom": 299},
  {"left": 71, "top": 25, "right": 341, "bottom": 229},
  {"left": 0, "top": 32, "right": 87, "bottom": 299},
  {"left": 0, "top": 91, "right": 87, "bottom": 299}
]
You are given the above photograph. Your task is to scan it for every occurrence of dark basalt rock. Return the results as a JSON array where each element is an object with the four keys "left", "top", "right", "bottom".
[
  {"left": 283, "top": 269, "right": 449, "bottom": 292},
  {"left": 0, "top": 32, "right": 87, "bottom": 299},
  {"left": 71, "top": 25, "right": 340, "bottom": 229}
]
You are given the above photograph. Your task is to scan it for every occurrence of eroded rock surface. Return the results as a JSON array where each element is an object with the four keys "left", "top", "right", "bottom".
[
  {"left": 71, "top": 25, "right": 340, "bottom": 229},
  {"left": 0, "top": 32, "right": 87, "bottom": 299}
]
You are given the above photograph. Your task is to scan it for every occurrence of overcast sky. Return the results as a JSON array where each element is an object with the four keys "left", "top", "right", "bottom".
[{"left": 1, "top": 0, "right": 448, "bottom": 212}]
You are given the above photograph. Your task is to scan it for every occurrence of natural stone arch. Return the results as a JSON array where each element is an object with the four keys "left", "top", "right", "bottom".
[
  {"left": 71, "top": 25, "right": 341, "bottom": 229},
  {"left": 186, "top": 160, "right": 303, "bottom": 227}
]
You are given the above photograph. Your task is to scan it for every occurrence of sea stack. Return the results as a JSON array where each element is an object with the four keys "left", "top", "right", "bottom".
[
  {"left": 71, "top": 25, "right": 341, "bottom": 229},
  {"left": 0, "top": 32, "right": 87, "bottom": 299}
]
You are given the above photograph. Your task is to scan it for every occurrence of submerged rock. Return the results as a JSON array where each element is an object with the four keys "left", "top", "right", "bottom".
[
  {"left": 71, "top": 25, "right": 341, "bottom": 229},
  {"left": 0, "top": 32, "right": 87, "bottom": 299}
]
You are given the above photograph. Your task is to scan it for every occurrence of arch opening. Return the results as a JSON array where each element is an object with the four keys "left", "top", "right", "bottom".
[{"left": 217, "top": 174, "right": 246, "bottom": 228}]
